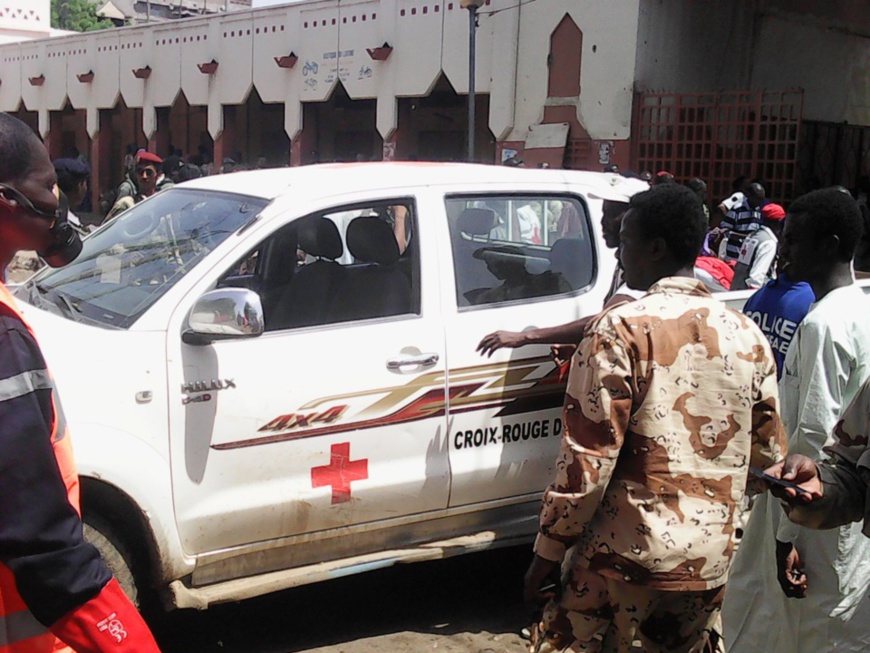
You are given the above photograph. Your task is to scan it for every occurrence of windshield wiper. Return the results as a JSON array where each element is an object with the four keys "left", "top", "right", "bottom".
[{"left": 34, "top": 283, "right": 83, "bottom": 321}]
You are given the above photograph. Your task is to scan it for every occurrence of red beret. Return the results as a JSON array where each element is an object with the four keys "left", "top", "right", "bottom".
[
  {"left": 136, "top": 151, "right": 163, "bottom": 165},
  {"left": 762, "top": 203, "right": 786, "bottom": 221}
]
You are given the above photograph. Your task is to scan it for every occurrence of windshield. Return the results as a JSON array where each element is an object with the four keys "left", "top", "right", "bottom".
[{"left": 21, "top": 188, "right": 267, "bottom": 329}]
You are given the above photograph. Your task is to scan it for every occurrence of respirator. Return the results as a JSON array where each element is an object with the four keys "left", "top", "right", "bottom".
[{"left": 0, "top": 183, "right": 83, "bottom": 267}]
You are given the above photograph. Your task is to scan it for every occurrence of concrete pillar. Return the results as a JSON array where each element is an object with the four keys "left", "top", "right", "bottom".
[
  {"left": 213, "top": 108, "right": 236, "bottom": 169},
  {"left": 90, "top": 129, "right": 112, "bottom": 215}
]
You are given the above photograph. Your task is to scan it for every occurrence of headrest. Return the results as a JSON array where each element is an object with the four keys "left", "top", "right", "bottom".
[
  {"left": 549, "top": 238, "right": 584, "bottom": 265},
  {"left": 346, "top": 216, "right": 400, "bottom": 266},
  {"left": 298, "top": 217, "right": 343, "bottom": 260},
  {"left": 457, "top": 208, "right": 496, "bottom": 236}
]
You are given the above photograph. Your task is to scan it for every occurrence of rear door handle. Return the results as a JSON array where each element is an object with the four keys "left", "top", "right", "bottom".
[{"left": 386, "top": 353, "right": 440, "bottom": 370}]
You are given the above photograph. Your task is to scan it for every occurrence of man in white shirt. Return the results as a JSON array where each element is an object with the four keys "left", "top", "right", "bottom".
[{"left": 723, "top": 187, "right": 870, "bottom": 653}]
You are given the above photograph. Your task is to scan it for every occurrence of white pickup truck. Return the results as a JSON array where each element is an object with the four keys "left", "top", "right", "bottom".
[{"left": 13, "top": 163, "right": 870, "bottom": 610}]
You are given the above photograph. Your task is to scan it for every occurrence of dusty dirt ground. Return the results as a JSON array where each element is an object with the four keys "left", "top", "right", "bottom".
[
  {"left": 153, "top": 545, "right": 534, "bottom": 653},
  {"left": 6, "top": 252, "right": 41, "bottom": 285}
]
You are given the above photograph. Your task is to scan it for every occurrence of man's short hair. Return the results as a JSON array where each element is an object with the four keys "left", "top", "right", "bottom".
[
  {"left": 788, "top": 187, "right": 864, "bottom": 262},
  {"left": 0, "top": 113, "right": 42, "bottom": 183},
  {"left": 686, "top": 178, "right": 706, "bottom": 193},
  {"left": 628, "top": 184, "right": 707, "bottom": 267}
]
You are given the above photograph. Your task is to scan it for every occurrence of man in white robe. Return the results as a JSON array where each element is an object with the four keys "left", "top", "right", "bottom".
[{"left": 723, "top": 188, "right": 870, "bottom": 652}]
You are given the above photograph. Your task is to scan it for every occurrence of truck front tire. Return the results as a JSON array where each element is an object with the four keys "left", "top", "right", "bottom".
[{"left": 83, "top": 516, "right": 140, "bottom": 607}]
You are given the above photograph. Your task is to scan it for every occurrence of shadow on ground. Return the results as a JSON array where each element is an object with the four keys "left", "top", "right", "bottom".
[{"left": 153, "top": 545, "right": 533, "bottom": 653}]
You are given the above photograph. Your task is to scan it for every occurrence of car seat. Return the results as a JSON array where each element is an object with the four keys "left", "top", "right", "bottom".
[
  {"left": 453, "top": 208, "right": 499, "bottom": 306},
  {"left": 549, "top": 238, "right": 592, "bottom": 291},
  {"left": 269, "top": 216, "right": 346, "bottom": 329},
  {"left": 330, "top": 216, "right": 412, "bottom": 322}
]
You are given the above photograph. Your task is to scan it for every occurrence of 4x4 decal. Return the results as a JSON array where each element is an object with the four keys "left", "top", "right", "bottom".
[{"left": 211, "top": 356, "right": 569, "bottom": 450}]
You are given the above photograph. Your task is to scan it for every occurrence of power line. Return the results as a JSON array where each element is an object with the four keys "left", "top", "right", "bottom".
[{"left": 478, "top": 0, "right": 540, "bottom": 18}]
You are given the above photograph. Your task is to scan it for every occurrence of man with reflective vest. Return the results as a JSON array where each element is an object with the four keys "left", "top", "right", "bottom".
[{"left": 0, "top": 113, "right": 161, "bottom": 653}]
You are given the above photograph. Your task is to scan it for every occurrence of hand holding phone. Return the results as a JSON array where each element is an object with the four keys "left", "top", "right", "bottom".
[{"left": 750, "top": 466, "right": 815, "bottom": 499}]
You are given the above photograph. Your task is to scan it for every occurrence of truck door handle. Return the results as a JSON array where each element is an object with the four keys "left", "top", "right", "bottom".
[{"left": 386, "top": 353, "right": 440, "bottom": 370}]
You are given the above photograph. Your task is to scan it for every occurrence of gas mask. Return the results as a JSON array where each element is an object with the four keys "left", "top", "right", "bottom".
[{"left": 0, "top": 183, "right": 83, "bottom": 267}]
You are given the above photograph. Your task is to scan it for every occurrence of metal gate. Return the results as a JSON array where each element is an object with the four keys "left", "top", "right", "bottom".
[{"left": 632, "top": 89, "right": 803, "bottom": 204}]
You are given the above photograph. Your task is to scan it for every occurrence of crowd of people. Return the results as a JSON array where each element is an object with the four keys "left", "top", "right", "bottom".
[
  {"left": 479, "top": 170, "right": 870, "bottom": 652},
  {"left": 4, "top": 101, "right": 870, "bottom": 653},
  {"left": 46, "top": 144, "right": 274, "bottom": 231}
]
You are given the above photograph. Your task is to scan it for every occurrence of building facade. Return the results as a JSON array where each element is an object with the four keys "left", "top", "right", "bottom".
[{"left": 0, "top": 0, "right": 867, "bottom": 209}]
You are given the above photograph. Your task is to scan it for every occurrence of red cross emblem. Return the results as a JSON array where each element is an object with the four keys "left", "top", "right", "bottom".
[{"left": 311, "top": 442, "right": 368, "bottom": 504}]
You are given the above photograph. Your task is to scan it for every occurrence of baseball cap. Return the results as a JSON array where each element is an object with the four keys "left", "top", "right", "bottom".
[
  {"left": 136, "top": 151, "right": 163, "bottom": 165},
  {"left": 588, "top": 174, "right": 650, "bottom": 203},
  {"left": 762, "top": 203, "right": 786, "bottom": 221}
]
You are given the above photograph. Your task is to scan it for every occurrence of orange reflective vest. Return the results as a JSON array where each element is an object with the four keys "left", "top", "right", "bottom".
[{"left": 0, "top": 282, "right": 78, "bottom": 653}]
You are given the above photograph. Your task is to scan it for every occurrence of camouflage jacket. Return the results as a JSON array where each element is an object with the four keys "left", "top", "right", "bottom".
[
  {"left": 534, "top": 277, "right": 786, "bottom": 590},
  {"left": 787, "top": 377, "right": 870, "bottom": 536}
]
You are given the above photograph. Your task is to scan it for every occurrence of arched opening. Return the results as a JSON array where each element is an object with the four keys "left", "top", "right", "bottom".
[
  {"left": 10, "top": 104, "right": 38, "bottom": 137},
  {"left": 95, "top": 97, "right": 147, "bottom": 213},
  {"left": 155, "top": 92, "right": 211, "bottom": 165},
  {"left": 301, "top": 83, "right": 381, "bottom": 164},
  {"left": 49, "top": 100, "right": 89, "bottom": 161},
  {"left": 547, "top": 15, "right": 583, "bottom": 98},
  {"left": 221, "top": 88, "right": 290, "bottom": 168},
  {"left": 397, "top": 74, "right": 494, "bottom": 162}
]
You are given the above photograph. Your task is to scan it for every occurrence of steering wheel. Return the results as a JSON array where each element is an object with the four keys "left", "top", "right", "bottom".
[{"left": 121, "top": 212, "right": 159, "bottom": 240}]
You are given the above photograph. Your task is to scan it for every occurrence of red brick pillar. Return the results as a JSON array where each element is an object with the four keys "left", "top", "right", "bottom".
[
  {"left": 213, "top": 125, "right": 236, "bottom": 171},
  {"left": 290, "top": 124, "right": 315, "bottom": 167},
  {"left": 382, "top": 128, "right": 406, "bottom": 162},
  {"left": 45, "top": 114, "right": 63, "bottom": 160},
  {"left": 148, "top": 108, "right": 171, "bottom": 157}
]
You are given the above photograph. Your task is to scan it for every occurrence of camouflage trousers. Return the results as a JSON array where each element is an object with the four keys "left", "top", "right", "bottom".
[{"left": 532, "top": 566, "right": 725, "bottom": 653}]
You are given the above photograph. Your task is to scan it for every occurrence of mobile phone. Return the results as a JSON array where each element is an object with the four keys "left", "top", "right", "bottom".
[{"left": 749, "top": 466, "right": 814, "bottom": 498}]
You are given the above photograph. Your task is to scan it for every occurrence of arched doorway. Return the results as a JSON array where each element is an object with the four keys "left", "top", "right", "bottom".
[
  {"left": 397, "top": 74, "right": 494, "bottom": 162},
  {"left": 49, "top": 100, "right": 89, "bottom": 161},
  {"left": 220, "top": 88, "right": 290, "bottom": 168},
  {"left": 95, "top": 97, "right": 146, "bottom": 212},
  {"left": 301, "top": 83, "right": 381, "bottom": 164},
  {"left": 155, "top": 92, "right": 211, "bottom": 165}
]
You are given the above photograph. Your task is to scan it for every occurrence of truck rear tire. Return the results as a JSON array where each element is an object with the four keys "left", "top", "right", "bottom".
[{"left": 83, "top": 517, "right": 140, "bottom": 607}]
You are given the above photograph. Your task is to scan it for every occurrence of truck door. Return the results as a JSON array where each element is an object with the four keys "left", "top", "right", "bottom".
[
  {"left": 438, "top": 191, "right": 608, "bottom": 507},
  {"left": 165, "top": 196, "right": 450, "bottom": 558}
]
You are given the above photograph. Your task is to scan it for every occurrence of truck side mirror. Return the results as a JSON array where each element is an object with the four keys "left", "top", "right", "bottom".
[{"left": 182, "top": 288, "right": 265, "bottom": 345}]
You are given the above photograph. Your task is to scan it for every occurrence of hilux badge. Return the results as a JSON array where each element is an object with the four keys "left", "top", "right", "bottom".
[{"left": 181, "top": 379, "right": 237, "bottom": 393}]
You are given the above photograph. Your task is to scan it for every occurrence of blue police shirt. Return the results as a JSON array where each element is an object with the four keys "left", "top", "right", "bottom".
[{"left": 743, "top": 275, "right": 815, "bottom": 379}]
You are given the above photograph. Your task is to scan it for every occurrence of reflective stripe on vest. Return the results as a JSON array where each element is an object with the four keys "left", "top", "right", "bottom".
[
  {"left": 0, "top": 370, "right": 53, "bottom": 403},
  {"left": 0, "top": 283, "right": 78, "bottom": 653},
  {"left": 0, "top": 610, "right": 52, "bottom": 649}
]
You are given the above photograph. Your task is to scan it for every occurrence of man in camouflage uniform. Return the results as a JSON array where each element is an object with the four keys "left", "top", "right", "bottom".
[{"left": 524, "top": 184, "right": 786, "bottom": 653}]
